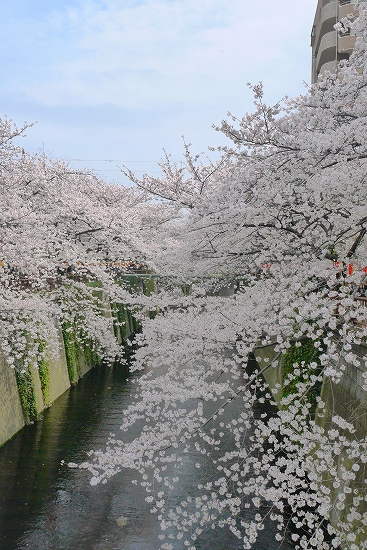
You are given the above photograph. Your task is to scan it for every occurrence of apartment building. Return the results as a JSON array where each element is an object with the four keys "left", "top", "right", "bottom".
[{"left": 311, "top": 0, "right": 363, "bottom": 83}]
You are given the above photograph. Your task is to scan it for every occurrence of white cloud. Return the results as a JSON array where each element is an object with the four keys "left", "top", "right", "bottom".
[
  {"left": 1, "top": 0, "right": 316, "bottom": 183},
  {"left": 21, "top": 0, "right": 316, "bottom": 110}
]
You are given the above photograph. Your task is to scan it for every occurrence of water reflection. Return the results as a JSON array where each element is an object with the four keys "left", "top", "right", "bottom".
[{"left": 0, "top": 364, "right": 295, "bottom": 550}]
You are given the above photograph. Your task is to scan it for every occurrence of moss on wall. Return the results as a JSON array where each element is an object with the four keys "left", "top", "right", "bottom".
[
  {"left": 127, "top": 308, "right": 140, "bottom": 334},
  {"left": 62, "top": 322, "right": 81, "bottom": 384},
  {"left": 15, "top": 366, "right": 38, "bottom": 424},
  {"left": 142, "top": 277, "right": 155, "bottom": 297},
  {"left": 111, "top": 303, "right": 119, "bottom": 339},
  {"left": 10, "top": 288, "right": 138, "bottom": 435},
  {"left": 83, "top": 340, "right": 100, "bottom": 368},
  {"left": 111, "top": 302, "right": 129, "bottom": 341},
  {"left": 37, "top": 339, "right": 51, "bottom": 407},
  {"left": 114, "top": 304, "right": 140, "bottom": 339},
  {"left": 181, "top": 283, "right": 191, "bottom": 296},
  {"left": 282, "top": 338, "right": 323, "bottom": 408}
]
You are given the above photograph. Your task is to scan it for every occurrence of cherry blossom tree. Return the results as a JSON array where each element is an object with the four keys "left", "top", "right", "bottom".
[
  {"left": 79, "top": 4, "right": 367, "bottom": 549},
  {"left": 0, "top": 118, "right": 174, "bottom": 370}
]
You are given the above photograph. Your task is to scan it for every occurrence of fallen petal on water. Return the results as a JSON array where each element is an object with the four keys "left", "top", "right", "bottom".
[{"left": 116, "top": 516, "right": 128, "bottom": 527}]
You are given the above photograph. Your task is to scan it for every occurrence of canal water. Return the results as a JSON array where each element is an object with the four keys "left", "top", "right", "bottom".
[{"left": 0, "top": 363, "right": 295, "bottom": 550}]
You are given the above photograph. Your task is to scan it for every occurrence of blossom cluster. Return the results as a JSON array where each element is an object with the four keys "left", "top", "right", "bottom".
[{"left": 77, "top": 4, "right": 367, "bottom": 549}]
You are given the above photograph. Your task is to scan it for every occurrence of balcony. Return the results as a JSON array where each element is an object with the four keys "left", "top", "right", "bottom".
[
  {"left": 339, "top": 34, "right": 356, "bottom": 52},
  {"left": 339, "top": 3, "right": 358, "bottom": 17},
  {"left": 312, "top": 1, "right": 337, "bottom": 49},
  {"left": 318, "top": 60, "right": 338, "bottom": 78},
  {"left": 315, "top": 30, "right": 337, "bottom": 74}
]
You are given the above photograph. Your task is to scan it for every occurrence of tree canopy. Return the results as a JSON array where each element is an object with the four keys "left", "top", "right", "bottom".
[
  {"left": 4, "top": 3, "right": 367, "bottom": 550},
  {"left": 79, "top": 5, "right": 367, "bottom": 550}
]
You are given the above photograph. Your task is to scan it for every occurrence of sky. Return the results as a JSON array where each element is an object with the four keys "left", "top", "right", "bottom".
[{"left": 0, "top": 0, "right": 317, "bottom": 185}]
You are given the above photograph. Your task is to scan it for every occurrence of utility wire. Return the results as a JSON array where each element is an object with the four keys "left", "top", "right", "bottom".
[
  {"left": 69, "top": 159, "right": 181, "bottom": 163},
  {"left": 90, "top": 170, "right": 162, "bottom": 173}
]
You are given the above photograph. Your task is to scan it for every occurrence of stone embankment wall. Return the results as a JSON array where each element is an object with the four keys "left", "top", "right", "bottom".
[
  {"left": 255, "top": 341, "right": 367, "bottom": 548},
  {"left": 0, "top": 302, "right": 136, "bottom": 447}
]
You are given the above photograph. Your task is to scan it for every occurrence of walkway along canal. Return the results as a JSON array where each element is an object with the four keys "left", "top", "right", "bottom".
[{"left": 0, "top": 361, "right": 296, "bottom": 550}]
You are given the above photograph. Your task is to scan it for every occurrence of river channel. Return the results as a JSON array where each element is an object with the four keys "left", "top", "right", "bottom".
[{"left": 0, "top": 363, "right": 296, "bottom": 550}]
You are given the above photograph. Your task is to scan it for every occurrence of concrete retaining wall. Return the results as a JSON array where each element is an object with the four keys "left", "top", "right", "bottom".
[
  {"left": 0, "top": 300, "right": 135, "bottom": 447},
  {"left": 0, "top": 355, "right": 24, "bottom": 445},
  {"left": 255, "top": 341, "right": 367, "bottom": 548},
  {"left": 0, "top": 331, "right": 94, "bottom": 446}
]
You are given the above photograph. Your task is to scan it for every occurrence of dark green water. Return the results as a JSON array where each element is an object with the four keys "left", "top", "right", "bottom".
[{"left": 0, "top": 364, "right": 295, "bottom": 550}]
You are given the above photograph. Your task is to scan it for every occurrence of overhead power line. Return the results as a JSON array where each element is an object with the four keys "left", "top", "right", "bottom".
[
  {"left": 69, "top": 159, "right": 180, "bottom": 163},
  {"left": 89, "top": 169, "right": 162, "bottom": 173}
]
